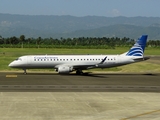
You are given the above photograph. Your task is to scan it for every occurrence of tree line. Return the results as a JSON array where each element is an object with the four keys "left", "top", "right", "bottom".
[{"left": 0, "top": 35, "right": 160, "bottom": 49}]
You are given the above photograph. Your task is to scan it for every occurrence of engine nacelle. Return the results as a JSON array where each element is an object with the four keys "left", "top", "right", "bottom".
[{"left": 58, "top": 66, "right": 73, "bottom": 74}]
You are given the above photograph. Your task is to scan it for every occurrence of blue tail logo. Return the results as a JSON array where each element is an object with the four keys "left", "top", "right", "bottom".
[{"left": 126, "top": 35, "right": 148, "bottom": 56}]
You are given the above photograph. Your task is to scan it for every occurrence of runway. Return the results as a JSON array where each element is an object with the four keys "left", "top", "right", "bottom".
[
  {"left": 1, "top": 72, "right": 160, "bottom": 119},
  {"left": 1, "top": 72, "right": 160, "bottom": 92}
]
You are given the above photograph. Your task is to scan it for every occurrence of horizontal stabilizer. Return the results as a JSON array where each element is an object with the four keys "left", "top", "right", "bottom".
[{"left": 133, "top": 56, "right": 150, "bottom": 61}]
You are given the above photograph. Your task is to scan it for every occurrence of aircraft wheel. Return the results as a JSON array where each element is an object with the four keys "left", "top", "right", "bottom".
[
  {"left": 76, "top": 70, "right": 83, "bottom": 75},
  {"left": 23, "top": 69, "right": 27, "bottom": 74}
]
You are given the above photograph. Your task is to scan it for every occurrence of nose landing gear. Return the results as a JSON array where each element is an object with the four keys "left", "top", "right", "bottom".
[{"left": 23, "top": 68, "right": 27, "bottom": 74}]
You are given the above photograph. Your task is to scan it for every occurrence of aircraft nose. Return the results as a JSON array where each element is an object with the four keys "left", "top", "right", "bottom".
[
  {"left": 8, "top": 62, "right": 14, "bottom": 67},
  {"left": 8, "top": 63, "right": 12, "bottom": 67}
]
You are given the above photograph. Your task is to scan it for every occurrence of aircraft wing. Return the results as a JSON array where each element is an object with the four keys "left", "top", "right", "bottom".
[
  {"left": 55, "top": 63, "right": 96, "bottom": 70},
  {"left": 55, "top": 57, "right": 107, "bottom": 70}
]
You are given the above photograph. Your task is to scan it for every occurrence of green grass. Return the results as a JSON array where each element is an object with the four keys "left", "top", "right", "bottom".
[
  {"left": 144, "top": 47, "right": 160, "bottom": 55},
  {"left": 119, "top": 62, "right": 160, "bottom": 73},
  {"left": 0, "top": 47, "right": 160, "bottom": 72},
  {"left": 0, "top": 47, "right": 127, "bottom": 55}
]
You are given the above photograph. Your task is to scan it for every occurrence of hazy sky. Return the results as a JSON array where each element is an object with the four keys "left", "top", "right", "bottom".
[{"left": 0, "top": 0, "right": 160, "bottom": 17}]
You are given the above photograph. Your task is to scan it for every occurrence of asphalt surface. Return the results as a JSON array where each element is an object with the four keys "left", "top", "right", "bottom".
[{"left": 1, "top": 72, "right": 160, "bottom": 92}]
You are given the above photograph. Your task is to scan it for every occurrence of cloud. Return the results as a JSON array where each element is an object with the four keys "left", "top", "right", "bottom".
[
  {"left": 0, "top": 21, "right": 12, "bottom": 27},
  {"left": 111, "top": 9, "right": 121, "bottom": 16}
]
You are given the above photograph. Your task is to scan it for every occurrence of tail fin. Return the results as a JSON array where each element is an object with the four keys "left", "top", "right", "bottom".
[{"left": 125, "top": 35, "right": 148, "bottom": 56}]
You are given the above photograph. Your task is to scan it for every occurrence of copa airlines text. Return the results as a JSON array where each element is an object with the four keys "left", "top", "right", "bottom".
[{"left": 9, "top": 35, "right": 149, "bottom": 74}]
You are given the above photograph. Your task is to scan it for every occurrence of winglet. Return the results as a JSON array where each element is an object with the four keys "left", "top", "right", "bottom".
[{"left": 99, "top": 56, "right": 107, "bottom": 64}]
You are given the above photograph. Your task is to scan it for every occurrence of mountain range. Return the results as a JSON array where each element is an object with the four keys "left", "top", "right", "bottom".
[{"left": 1, "top": 13, "right": 160, "bottom": 39}]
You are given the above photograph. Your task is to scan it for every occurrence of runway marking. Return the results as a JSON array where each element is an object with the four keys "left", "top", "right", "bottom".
[
  {"left": 121, "top": 109, "right": 160, "bottom": 120},
  {"left": 6, "top": 75, "right": 17, "bottom": 78},
  {"left": 0, "top": 85, "right": 159, "bottom": 90}
]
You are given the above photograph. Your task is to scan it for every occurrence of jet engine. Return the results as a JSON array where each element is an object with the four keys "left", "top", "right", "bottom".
[{"left": 57, "top": 66, "right": 73, "bottom": 74}]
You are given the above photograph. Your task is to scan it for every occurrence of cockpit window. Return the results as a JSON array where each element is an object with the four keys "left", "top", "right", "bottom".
[{"left": 15, "top": 58, "right": 22, "bottom": 61}]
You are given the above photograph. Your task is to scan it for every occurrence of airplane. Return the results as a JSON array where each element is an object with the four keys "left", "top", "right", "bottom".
[{"left": 8, "top": 35, "right": 149, "bottom": 74}]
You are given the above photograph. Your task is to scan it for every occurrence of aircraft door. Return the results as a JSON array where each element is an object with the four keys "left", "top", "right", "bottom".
[
  {"left": 27, "top": 56, "right": 32, "bottom": 65},
  {"left": 117, "top": 55, "right": 121, "bottom": 64}
]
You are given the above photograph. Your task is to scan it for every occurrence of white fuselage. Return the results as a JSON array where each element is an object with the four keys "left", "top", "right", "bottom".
[{"left": 9, "top": 54, "right": 136, "bottom": 70}]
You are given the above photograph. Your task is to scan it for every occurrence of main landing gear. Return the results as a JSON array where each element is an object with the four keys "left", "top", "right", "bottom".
[{"left": 76, "top": 69, "right": 83, "bottom": 75}]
